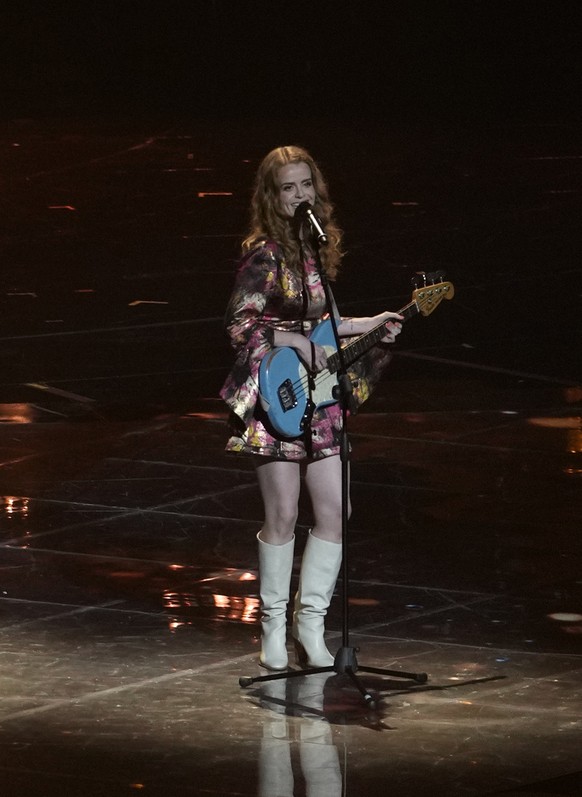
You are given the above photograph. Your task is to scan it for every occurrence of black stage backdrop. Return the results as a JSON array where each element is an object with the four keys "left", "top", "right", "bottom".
[{"left": 0, "top": 0, "right": 580, "bottom": 123}]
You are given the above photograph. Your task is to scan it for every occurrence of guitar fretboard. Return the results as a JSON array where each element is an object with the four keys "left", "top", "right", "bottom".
[{"left": 327, "top": 300, "right": 418, "bottom": 374}]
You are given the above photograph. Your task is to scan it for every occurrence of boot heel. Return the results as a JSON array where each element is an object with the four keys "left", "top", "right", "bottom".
[{"left": 293, "top": 638, "right": 308, "bottom": 667}]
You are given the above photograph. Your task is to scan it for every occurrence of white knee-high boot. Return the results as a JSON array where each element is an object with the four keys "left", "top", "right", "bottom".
[
  {"left": 257, "top": 532, "right": 295, "bottom": 670},
  {"left": 292, "top": 531, "right": 342, "bottom": 668}
]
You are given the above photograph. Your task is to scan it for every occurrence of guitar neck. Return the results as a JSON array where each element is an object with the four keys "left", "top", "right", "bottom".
[{"left": 327, "top": 300, "right": 418, "bottom": 373}]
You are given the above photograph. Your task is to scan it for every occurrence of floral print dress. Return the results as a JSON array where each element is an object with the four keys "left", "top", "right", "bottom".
[{"left": 219, "top": 239, "right": 393, "bottom": 461}]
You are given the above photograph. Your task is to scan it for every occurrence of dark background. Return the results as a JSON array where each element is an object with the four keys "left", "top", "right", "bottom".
[
  {"left": 1, "top": 1, "right": 581, "bottom": 411},
  {"left": 1, "top": 0, "right": 580, "bottom": 124}
]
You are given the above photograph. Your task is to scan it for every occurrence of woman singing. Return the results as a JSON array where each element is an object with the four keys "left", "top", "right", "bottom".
[{"left": 220, "top": 145, "right": 402, "bottom": 670}]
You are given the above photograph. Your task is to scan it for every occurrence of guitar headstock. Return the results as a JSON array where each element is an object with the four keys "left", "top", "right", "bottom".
[{"left": 411, "top": 270, "right": 455, "bottom": 317}]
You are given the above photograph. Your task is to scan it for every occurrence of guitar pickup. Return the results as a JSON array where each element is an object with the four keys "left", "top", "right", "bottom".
[{"left": 277, "top": 379, "right": 297, "bottom": 412}]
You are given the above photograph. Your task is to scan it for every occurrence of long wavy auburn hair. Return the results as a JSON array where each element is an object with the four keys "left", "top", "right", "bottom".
[{"left": 242, "top": 146, "right": 343, "bottom": 279}]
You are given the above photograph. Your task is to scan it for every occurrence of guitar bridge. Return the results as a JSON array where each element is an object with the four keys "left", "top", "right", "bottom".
[{"left": 277, "top": 379, "right": 297, "bottom": 412}]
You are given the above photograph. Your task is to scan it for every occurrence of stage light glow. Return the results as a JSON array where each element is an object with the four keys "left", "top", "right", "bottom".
[
  {"left": 1, "top": 495, "right": 30, "bottom": 517},
  {"left": 0, "top": 404, "right": 35, "bottom": 423},
  {"left": 548, "top": 613, "right": 582, "bottom": 622}
]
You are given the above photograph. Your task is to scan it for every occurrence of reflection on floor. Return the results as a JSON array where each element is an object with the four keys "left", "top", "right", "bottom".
[{"left": 0, "top": 116, "right": 581, "bottom": 796}]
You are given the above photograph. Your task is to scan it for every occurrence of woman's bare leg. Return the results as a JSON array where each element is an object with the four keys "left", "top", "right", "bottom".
[
  {"left": 255, "top": 458, "right": 301, "bottom": 544},
  {"left": 304, "top": 454, "right": 351, "bottom": 542}
]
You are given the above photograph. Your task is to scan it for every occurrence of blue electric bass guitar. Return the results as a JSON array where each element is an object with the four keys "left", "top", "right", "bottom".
[{"left": 258, "top": 272, "right": 454, "bottom": 438}]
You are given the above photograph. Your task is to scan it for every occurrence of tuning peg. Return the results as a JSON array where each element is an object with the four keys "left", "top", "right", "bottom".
[{"left": 413, "top": 269, "right": 448, "bottom": 288}]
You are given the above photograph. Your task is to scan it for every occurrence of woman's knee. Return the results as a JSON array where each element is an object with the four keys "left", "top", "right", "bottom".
[
  {"left": 263, "top": 502, "right": 298, "bottom": 536},
  {"left": 314, "top": 497, "right": 350, "bottom": 530},
  {"left": 256, "top": 459, "right": 300, "bottom": 535}
]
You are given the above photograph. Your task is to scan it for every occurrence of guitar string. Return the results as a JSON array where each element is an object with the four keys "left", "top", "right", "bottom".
[
  {"left": 275, "top": 291, "right": 449, "bottom": 403},
  {"left": 285, "top": 315, "right": 402, "bottom": 396},
  {"left": 283, "top": 324, "right": 394, "bottom": 399},
  {"left": 271, "top": 289, "right": 450, "bottom": 430}
]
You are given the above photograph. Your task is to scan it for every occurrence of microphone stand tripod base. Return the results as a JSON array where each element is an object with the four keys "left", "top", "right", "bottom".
[
  {"left": 238, "top": 647, "right": 428, "bottom": 711},
  {"left": 332, "top": 645, "right": 428, "bottom": 709}
]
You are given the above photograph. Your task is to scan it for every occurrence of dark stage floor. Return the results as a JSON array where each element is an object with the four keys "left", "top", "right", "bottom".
[{"left": 1, "top": 115, "right": 581, "bottom": 796}]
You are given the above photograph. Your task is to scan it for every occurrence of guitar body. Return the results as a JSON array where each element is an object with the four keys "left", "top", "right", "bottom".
[
  {"left": 258, "top": 273, "right": 454, "bottom": 439},
  {"left": 258, "top": 319, "right": 338, "bottom": 439}
]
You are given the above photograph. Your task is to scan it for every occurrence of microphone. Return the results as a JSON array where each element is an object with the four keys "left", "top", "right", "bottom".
[{"left": 295, "top": 201, "right": 328, "bottom": 246}]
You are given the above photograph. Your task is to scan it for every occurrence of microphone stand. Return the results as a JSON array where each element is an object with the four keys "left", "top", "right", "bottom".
[{"left": 240, "top": 215, "right": 427, "bottom": 709}]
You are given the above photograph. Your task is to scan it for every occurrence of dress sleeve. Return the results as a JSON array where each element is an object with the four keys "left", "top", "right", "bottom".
[
  {"left": 219, "top": 242, "right": 282, "bottom": 428},
  {"left": 224, "top": 243, "right": 280, "bottom": 356}
]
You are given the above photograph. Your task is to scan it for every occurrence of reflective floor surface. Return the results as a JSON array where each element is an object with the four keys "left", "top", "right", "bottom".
[{"left": 1, "top": 115, "right": 581, "bottom": 796}]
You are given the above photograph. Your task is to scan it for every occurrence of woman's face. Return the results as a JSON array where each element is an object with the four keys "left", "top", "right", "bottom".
[{"left": 276, "top": 161, "right": 316, "bottom": 218}]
